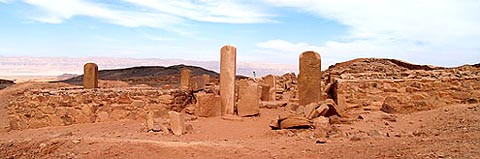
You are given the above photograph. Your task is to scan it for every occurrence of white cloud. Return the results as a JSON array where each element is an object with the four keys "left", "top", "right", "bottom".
[
  {"left": 23, "top": 0, "right": 183, "bottom": 30},
  {"left": 256, "top": 39, "right": 322, "bottom": 53},
  {"left": 19, "top": 0, "right": 273, "bottom": 33},
  {"left": 0, "top": 0, "right": 13, "bottom": 3},
  {"left": 122, "top": 0, "right": 273, "bottom": 23},
  {"left": 260, "top": 0, "right": 480, "bottom": 66}
]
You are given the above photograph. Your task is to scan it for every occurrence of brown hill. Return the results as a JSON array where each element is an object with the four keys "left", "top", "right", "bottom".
[
  {"left": 0, "top": 79, "right": 14, "bottom": 90},
  {"left": 325, "top": 58, "right": 445, "bottom": 75},
  {"left": 57, "top": 64, "right": 247, "bottom": 87}
]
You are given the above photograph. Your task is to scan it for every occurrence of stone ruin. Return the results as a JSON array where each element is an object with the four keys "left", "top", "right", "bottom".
[
  {"left": 180, "top": 68, "right": 191, "bottom": 89},
  {"left": 4, "top": 45, "right": 480, "bottom": 137},
  {"left": 83, "top": 63, "right": 98, "bottom": 89},
  {"left": 220, "top": 45, "right": 237, "bottom": 115}
]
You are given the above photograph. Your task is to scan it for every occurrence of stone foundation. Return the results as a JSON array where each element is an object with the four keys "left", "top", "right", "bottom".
[
  {"left": 334, "top": 77, "right": 480, "bottom": 113},
  {"left": 7, "top": 87, "right": 192, "bottom": 130}
]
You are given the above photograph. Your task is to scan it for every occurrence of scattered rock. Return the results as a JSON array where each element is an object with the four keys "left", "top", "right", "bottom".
[
  {"left": 279, "top": 115, "right": 312, "bottom": 129},
  {"left": 269, "top": 118, "right": 280, "bottom": 130},
  {"left": 260, "top": 101, "right": 287, "bottom": 109},
  {"left": 312, "top": 116, "right": 330, "bottom": 130},
  {"left": 350, "top": 135, "right": 361, "bottom": 141},
  {"left": 222, "top": 114, "right": 243, "bottom": 121},
  {"left": 315, "top": 140, "right": 327, "bottom": 144},
  {"left": 296, "top": 106, "right": 306, "bottom": 116},
  {"left": 285, "top": 102, "right": 300, "bottom": 111},
  {"left": 72, "top": 139, "right": 81, "bottom": 144},
  {"left": 381, "top": 114, "right": 397, "bottom": 122},
  {"left": 381, "top": 96, "right": 400, "bottom": 113}
]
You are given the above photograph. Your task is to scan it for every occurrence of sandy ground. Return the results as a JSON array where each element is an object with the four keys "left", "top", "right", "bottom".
[{"left": 0, "top": 90, "right": 479, "bottom": 159}]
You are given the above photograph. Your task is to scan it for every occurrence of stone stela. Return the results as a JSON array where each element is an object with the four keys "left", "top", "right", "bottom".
[
  {"left": 237, "top": 80, "right": 260, "bottom": 117},
  {"left": 180, "top": 69, "right": 191, "bottom": 89},
  {"left": 298, "top": 51, "right": 322, "bottom": 106},
  {"left": 261, "top": 75, "right": 276, "bottom": 101},
  {"left": 220, "top": 45, "right": 237, "bottom": 115},
  {"left": 83, "top": 62, "right": 99, "bottom": 89}
]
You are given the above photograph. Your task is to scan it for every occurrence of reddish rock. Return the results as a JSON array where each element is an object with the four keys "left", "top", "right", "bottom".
[
  {"left": 298, "top": 51, "right": 322, "bottom": 106},
  {"left": 168, "top": 111, "right": 185, "bottom": 135},
  {"left": 220, "top": 45, "right": 236, "bottom": 115},
  {"left": 279, "top": 115, "right": 312, "bottom": 129},
  {"left": 195, "top": 92, "right": 221, "bottom": 117},
  {"left": 83, "top": 63, "right": 98, "bottom": 89},
  {"left": 237, "top": 80, "right": 260, "bottom": 117}
]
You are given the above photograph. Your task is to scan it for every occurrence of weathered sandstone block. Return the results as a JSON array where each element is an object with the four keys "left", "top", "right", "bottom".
[
  {"left": 180, "top": 69, "right": 191, "bottom": 89},
  {"left": 195, "top": 92, "right": 221, "bottom": 117},
  {"left": 168, "top": 111, "right": 185, "bottom": 135},
  {"left": 237, "top": 80, "right": 260, "bottom": 117},
  {"left": 220, "top": 45, "right": 236, "bottom": 115},
  {"left": 298, "top": 51, "right": 321, "bottom": 106},
  {"left": 83, "top": 63, "right": 98, "bottom": 89}
]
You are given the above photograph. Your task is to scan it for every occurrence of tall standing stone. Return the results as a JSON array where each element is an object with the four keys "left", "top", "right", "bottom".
[
  {"left": 180, "top": 69, "right": 191, "bottom": 89},
  {"left": 83, "top": 63, "right": 98, "bottom": 89},
  {"left": 237, "top": 80, "right": 260, "bottom": 117},
  {"left": 220, "top": 45, "right": 237, "bottom": 115},
  {"left": 298, "top": 51, "right": 322, "bottom": 106}
]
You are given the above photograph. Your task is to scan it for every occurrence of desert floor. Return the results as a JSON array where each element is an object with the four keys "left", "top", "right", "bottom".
[{"left": 1, "top": 87, "right": 479, "bottom": 159}]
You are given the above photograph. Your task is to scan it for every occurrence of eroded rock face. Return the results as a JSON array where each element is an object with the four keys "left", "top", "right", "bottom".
[
  {"left": 83, "top": 63, "right": 98, "bottom": 89},
  {"left": 236, "top": 80, "right": 260, "bottom": 117},
  {"left": 298, "top": 51, "right": 322, "bottom": 106}
]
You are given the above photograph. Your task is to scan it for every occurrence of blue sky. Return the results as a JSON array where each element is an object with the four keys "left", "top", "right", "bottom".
[{"left": 0, "top": 0, "right": 479, "bottom": 67}]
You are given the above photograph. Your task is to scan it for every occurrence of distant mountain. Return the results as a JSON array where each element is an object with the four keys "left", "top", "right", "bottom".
[
  {"left": 56, "top": 73, "right": 79, "bottom": 81},
  {"left": 0, "top": 56, "right": 297, "bottom": 78}
]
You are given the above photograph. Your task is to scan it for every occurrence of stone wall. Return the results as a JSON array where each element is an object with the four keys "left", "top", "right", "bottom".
[
  {"left": 7, "top": 87, "right": 192, "bottom": 130},
  {"left": 334, "top": 77, "right": 480, "bottom": 114},
  {"left": 328, "top": 69, "right": 480, "bottom": 81}
]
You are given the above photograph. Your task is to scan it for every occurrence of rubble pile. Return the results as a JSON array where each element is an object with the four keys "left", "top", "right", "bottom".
[{"left": 269, "top": 99, "right": 340, "bottom": 131}]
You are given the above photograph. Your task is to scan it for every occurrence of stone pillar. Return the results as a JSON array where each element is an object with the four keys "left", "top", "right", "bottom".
[
  {"left": 298, "top": 51, "right": 322, "bottom": 106},
  {"left": 237, "top": 80, "right": 260, "bottom": 117},
  {"left": 220, "top": 45, "right": 237, "bottom": 115},
  {"left": 262, "top": 75, "right": 276, "bottom": 101},
  {"left": 180, "top": 69, "right": 191, "bottom": 89},
  {"left": 83, "top": 62, "right": 98, "bottom": 89}
]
